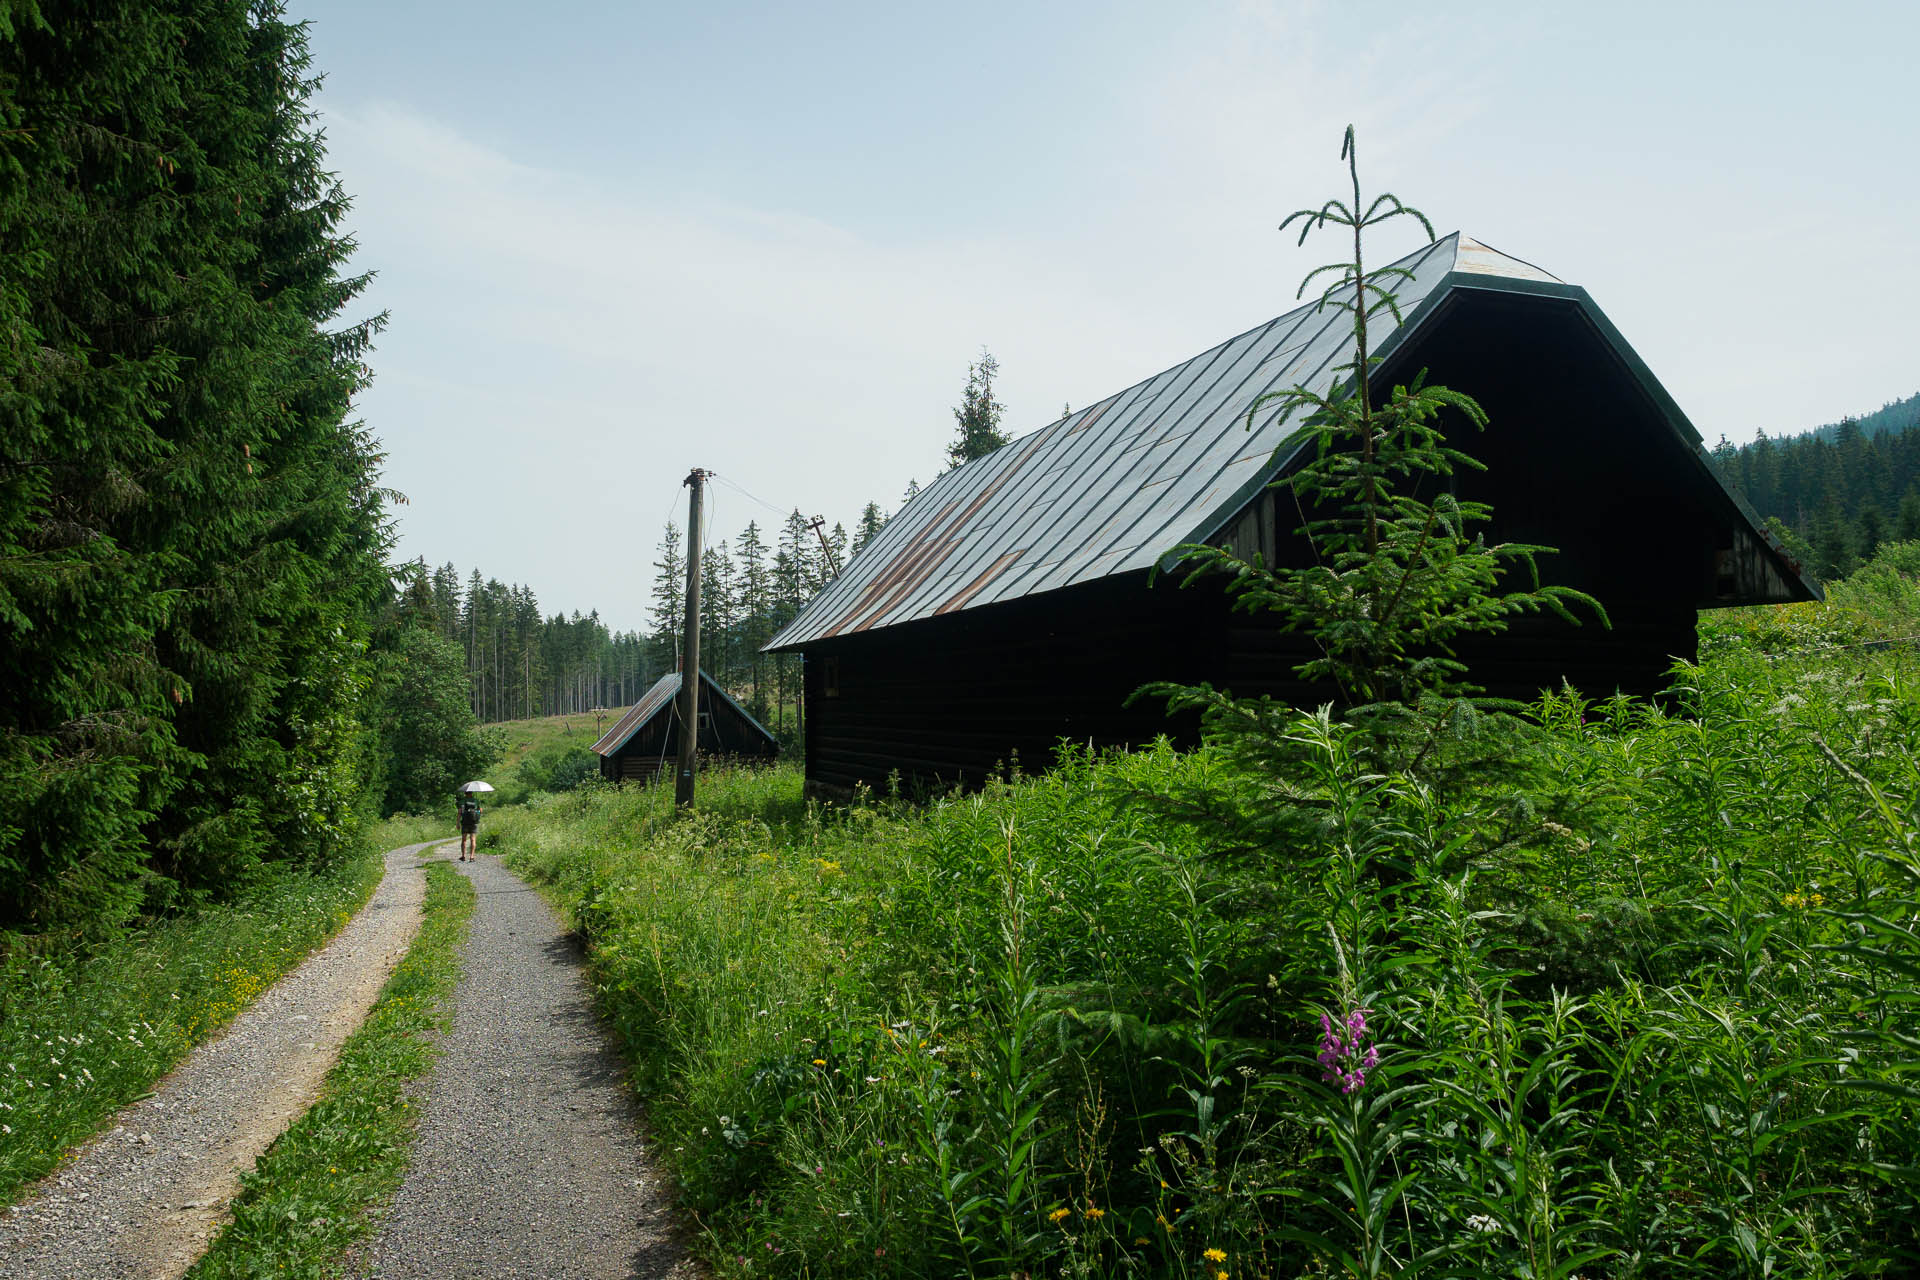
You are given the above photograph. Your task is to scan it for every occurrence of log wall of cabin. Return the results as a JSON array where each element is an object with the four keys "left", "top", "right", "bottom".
[{"left": 799, "top": 573, "right": 1220, "bottom": 796}]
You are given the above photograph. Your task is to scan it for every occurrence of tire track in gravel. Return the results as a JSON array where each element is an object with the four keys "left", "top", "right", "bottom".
[
  {"left": 355, "top": 851, "right": 695, "bottom": 1280},
  {"left": 0, "top": 840, "right": 438, "bottom": 1280}
]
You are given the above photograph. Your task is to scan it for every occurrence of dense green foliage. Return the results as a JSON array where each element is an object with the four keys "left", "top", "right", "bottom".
[
  {"left": 499, "top": 552, "right": 1920, "bottom": 1277},
  {"left": 187, "top": 856, "right": 474, "bottom": 1280},
  {"left": 1716, "top": 417, "right": 1920, "bottom": 580},
  {"left": 0, "top": 836, "right": 384, "bottom": 1201},
  {"left": 0, "top": 0, "right": 394, "bottom": 934},
  {"left": 371, "top": 626, "right": 499, "bottom": 816}
]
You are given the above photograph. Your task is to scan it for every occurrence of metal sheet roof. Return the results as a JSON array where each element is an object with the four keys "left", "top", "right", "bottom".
[
  {"left": 764, "top": 232, "right": 1801, "bottom": 652},
  {"left": 590, "top": 670, "right": 777, "bottom": 757}
]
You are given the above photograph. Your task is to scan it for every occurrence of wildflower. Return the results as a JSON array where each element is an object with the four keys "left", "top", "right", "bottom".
[
  {"left": 1204, "top": 1247, "right": 1227, "bottom": 1262},
  {"left": 812, "top": 1058, "right": 827, "bottom": 1067},
  {"left": 1465, "top": 1213, "right": 1499, "bottom": 1233},
  {"left": 1316, "top": 1007, "right": 1380, "bottom": 1094},
  {"left": 1049, "top": 1207, "right": 1072, "bottom": 1223},
  {"left": 1084, "top": 1206, "right": 1105, "bottom": 1221}
]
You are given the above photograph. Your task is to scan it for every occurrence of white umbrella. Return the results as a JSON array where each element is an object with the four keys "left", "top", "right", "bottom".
[{"left": 457, "top": 780, "right": 495, "bottom": 793}]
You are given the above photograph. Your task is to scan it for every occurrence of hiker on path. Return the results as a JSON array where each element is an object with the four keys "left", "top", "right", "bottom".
[{"left": 456, "top": 793, "right": 481, "bottom": 860}]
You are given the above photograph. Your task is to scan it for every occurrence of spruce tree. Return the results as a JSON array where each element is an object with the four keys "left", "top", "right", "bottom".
[
  {"left": 947, "top": 349, "right": 1010, "bottom": 469},
  {"left": 2, "top": 0, "right": 389, "bottom": 928},
  {"left": 1151, "top": 127, "right": 1601, "bottom": 765},
  {"left": 649, "top": 522, "right": 685, "bottom": 674},
  {"left": 736, "top": 520, "right": 770, "bottom": 715},
  {"left": 854, "top": 501, "right": 887, "bottom": 554}
]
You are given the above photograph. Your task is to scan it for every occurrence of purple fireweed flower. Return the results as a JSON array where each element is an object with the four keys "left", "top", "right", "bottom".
[{"left": 1317, "top": 1007, "right": 1378, "bottom": 1094}]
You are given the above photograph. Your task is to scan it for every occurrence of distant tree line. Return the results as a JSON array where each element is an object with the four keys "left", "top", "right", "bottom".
[
  {"left": 1714, "top": 410, "right": 1920, "bottom": 580},
  {"left": 1802, "top": 391, "right": 1920, "bottom": 443},
  {"left": 390, "top": 561, "right": 652, "bottom": 723}
]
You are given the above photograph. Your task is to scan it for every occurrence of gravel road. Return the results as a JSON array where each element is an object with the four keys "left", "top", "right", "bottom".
[
  {"left": 0, "top": 840, "right": 434, "bottom": 1280},
  {"left": 356, "top": 850, "right": 694, "bottom": 1280}
]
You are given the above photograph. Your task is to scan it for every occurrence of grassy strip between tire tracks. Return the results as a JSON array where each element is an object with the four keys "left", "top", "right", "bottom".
[{"left": 184, "top": 852, "right": 474, "bottom": 1280}]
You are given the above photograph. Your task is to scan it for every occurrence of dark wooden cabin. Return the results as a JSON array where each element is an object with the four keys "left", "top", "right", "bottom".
[
  {"left": 591, "top": 670, "right": 779, "bottom": 783},
  {"left": 766, "top": 234, "right": 1818, "bottom": 797}
]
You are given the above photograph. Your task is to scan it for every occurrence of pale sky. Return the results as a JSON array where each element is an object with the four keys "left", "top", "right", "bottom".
[{"left": 294, "top": 0, "right": 1920, "bottom": 633}]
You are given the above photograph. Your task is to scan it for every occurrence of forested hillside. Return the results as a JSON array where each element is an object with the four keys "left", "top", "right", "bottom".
[
  {"left": 1806, "top": 389, "right": 1920, "bottom": 441},
  {"left": 0, "top": 2, "right": 484, "bottom": 935},
  {"left": 1714, "top": 415, "right": 1920, "bottom": 580}
]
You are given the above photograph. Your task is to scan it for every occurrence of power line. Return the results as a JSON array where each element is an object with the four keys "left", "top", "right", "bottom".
[{"left": 710, "top": 471, "right": 792, "bottom": 521}]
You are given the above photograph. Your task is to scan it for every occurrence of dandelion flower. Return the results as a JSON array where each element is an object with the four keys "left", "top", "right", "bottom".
[
  {"left": 812, "top": 1058, "right": 827, "bottom": 1067},
  {"left": 1204, "top": 1248, "right": 1228, "bottom": 1262},
  {"left": 1048, "top": 1207, "right": 1072, "bottom": 1223},
  {"left": 1084, "top": 1206, "right": 1105, "bottom": 1221}
]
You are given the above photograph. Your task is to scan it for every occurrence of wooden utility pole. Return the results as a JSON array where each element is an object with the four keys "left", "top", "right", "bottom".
[
  {"left": 675, "top": 468, "right": 707, "bottom": 807},
  {"left": 807, "top": 515, "right": 841, "bottom": 578}
]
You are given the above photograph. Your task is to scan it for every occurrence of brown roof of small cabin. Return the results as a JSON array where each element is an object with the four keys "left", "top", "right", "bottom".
[
  {"left": 766, "top": 232, "right": 1813, "bottom": 652},
  {"left": 590, "top": 671, "right": 776, "bottom": 757}
]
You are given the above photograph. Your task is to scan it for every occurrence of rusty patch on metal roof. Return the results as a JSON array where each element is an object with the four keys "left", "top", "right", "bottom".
[
  {"left": 935, "top": 549, "right": 1025, "bottom": 616},
  {"left": 1069, "top": 394, "right": 1120, "bottom": 435},
  {"left": 828, "top": 429, "right": 1054, "bottom": 636},
  {"left": 591, "top": 673, "right": 682, "bottom": 755}
]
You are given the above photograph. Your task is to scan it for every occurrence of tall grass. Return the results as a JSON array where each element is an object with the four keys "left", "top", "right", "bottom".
[{"left": 496, "top": 551, "right": 1920, "bottom": 1278}]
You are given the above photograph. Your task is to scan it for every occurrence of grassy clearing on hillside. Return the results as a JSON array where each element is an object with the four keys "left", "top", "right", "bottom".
[
  {"left": 0, "top": 849, "right": 382, "bottom": 1201},
  {"left": 187, "top": 860, "right": 475, "bottom": 1280},
  {"left": 496, "top": 552, "right": 1920, "bottom": 1279},
  {"left": 470, "top": 710, "right": 609, "bottom": 806},
  {"left": 488, "top": 709, "right": 614, "bottom": 773}
]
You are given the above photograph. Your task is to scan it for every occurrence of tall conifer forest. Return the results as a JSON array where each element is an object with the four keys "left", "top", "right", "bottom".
[
  {"left": 416, "top": 499, "right": 886, "bottom": 732},
  {"left": 0, "top": 2, "right": 411, "bottom": 935},
  {"left": 1715, "top": 408, "right": 1920, "bottom": 581}
]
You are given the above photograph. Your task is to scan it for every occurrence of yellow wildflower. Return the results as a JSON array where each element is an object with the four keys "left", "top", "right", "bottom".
[
  {"left": 1048, "top": 1207, "right": 1072, "bottom": 1223},
  {"left": 1084, "top": 1206, "right": 1105, "bottom": 1221},
  {"left": 1204, "top": 1248, "right": 1228, "bottom": 1263},
  {"left": 812, "top": 1058, "right": 827, "bottom": 1066}
]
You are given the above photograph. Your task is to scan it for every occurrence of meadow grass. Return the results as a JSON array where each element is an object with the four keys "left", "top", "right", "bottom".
[
  {"left": 492, "top": 553, "right": 1920, "bottom": 1278},
  {"left": 0, "top": 821, "right": 448, "bottom": 1204},
  {"left": 185, "top": 860, "right": 475, "bottom": 1279}
]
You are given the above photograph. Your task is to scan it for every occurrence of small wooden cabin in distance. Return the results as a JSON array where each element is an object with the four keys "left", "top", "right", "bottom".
[
  {"left": 765, "top": 233, "right": 1818, "bottom": 798},
  {"left": 591, "top": 670, "right": 779, "bottom": 783}
]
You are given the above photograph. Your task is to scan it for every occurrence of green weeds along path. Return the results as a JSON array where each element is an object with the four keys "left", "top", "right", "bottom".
[
  {"left": 0, "top": 848, "right": 385, "bottom": 1202},
  {"left": 497, "top": 559, "right": 1920, "bottom": 1279},
  {"left": 186, "top": 857, "right": 474, "bottom": 1279}
]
